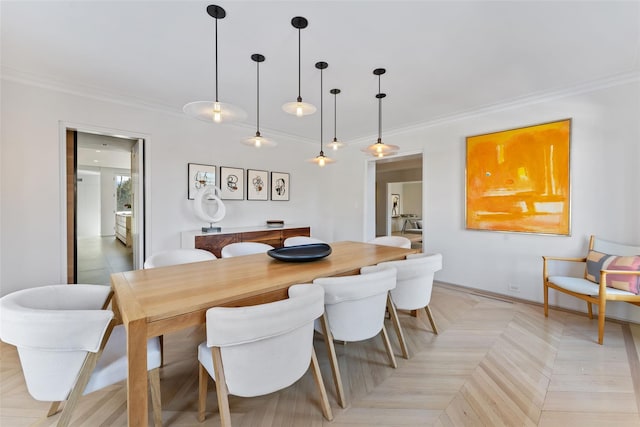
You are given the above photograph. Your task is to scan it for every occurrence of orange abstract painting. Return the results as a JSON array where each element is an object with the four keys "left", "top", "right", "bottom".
[{"left": 466, "top": 119, "right": 571, "bottom": 235}]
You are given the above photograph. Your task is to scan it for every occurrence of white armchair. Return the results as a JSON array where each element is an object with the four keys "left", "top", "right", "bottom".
[
  {"left": 284, "top": 236, "right": 326, "bottom": 246},
  {"left": 197, "top": 283, "right": 332, "bottom": 426},
  {"left": 369, "top": 235, "right": 411, "bottom": 249},
  {"left": 220, "top": 242, "right": 274, "bottom": 258},
  {"left": 144, "top": 248, "right": 216, "bottom": 268},
  {"left": 0, "top": 285, "right": 162, "bottom": 427}
]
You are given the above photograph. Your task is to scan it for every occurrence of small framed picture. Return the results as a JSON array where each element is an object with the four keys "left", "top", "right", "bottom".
[
  {"left": 271, "top": 172, "right": 290, "bottom": 201},
  {"left": 247, "top": 169, "right": 268, "bottom": 201},
  {"left": 220, "top": 167, "right": 244, "bottom": 200},
  {"left": 187, "top": 163, "right": 216, "bottom": 200}
]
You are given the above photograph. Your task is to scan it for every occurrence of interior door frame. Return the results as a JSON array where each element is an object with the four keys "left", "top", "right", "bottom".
[{"left": 59, "top": 121, "right": 149, "bottom": 282}]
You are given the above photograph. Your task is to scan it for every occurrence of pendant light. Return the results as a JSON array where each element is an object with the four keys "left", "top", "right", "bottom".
[
  {"left": 309, "top": 61, "right": 334, "bottom": 167},
  {"left": 361, "top": 68, "right": 399, "bottom": 157},
  {"left": 282, "top": 17, "right": 316, "bottom": 117},
  {"left": 242, "top": 54, "right": 275, "bottom": 148},
  {"left": 183, "top": 5, "right": 246, "bottom": 124},
  {"left": 327, "top": 88, "right": 345, "bottom": 150}
]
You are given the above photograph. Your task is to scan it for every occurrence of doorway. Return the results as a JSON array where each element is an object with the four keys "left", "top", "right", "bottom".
[{"left": 64, "top": 128, "right": 145, "bottom": 284}]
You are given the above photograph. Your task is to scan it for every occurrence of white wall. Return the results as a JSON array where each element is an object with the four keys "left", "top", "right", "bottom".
[
  {"left": 2, "top": 78, "right": 639, "bottom": 326},
  {"left": 402, "top": 182, "right": 422, "bottom": 217},
  {"left": 76, "top": 169, "right": 101, "bottom": 237}
]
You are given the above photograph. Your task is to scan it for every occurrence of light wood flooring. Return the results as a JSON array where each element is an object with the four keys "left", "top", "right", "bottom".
[{"left": 2, "top": 284, "right": 640, "bottom": 426}]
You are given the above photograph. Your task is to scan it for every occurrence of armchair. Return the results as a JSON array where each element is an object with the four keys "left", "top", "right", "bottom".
[{"left": 543, "top": 235, "right": 640, "bottom": 344}]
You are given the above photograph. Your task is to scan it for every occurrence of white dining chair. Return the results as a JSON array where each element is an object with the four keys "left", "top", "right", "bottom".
[
  {"left": 144, "top": 248, "right": 216, "bottom": 268},
  {"left": 313, "top": 268, "right": 397, "bottom": 408},
  {"left": 197, "top": 283, "right": 333, "bottom": 426},
  {"left": 369, "top": 235, "right": 412, "bottom": 249},
  {"left": 0, "top": 284, "right": 163, "bottom": 427},
  {"left": 284, "top": 236, "right": 326, "bottom": 246},
  {"left": 362, "top": 253, "right": 443, "bottom": 358},
  {"left": 220, "top": 242, "right": 274, "bottom": 258}
]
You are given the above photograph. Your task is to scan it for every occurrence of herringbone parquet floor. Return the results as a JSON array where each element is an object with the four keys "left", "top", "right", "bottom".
[{"left": 1, "top": 284, "right": 639, "bottom": 426}]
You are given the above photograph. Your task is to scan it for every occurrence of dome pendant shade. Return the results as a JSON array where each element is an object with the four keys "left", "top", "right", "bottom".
[
  {"left": 308, "top": 61, "right": 334, "bottom": 166},
  {"left": 242, "top": 53, "right": 275, "bottom": 148},
  {"left": 183, "top": 4, "right": 246, "bottom": 124},
  {"left": 283, "top": 16, "right": 316, "bottom": 117},
  {"left": 362, "top": 68, "right": 398, "bottom": 158}
]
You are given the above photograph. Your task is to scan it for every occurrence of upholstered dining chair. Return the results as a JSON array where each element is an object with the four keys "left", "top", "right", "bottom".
[
  {"left": 313, "top": 268, "right": 397, "bottom": 408},
  {"left": 362, "top": 253, "right": 443, "bottom": 358},
  {"left": 284, "top": 236, "right": 326, "bottom": 246},
  {"left": 197, "top": 283, "right": 332, "bottom": 426},
  {"left": 0, "top": 284, "right": 163, "bottom": 427},
  {"left": 144, "top": 248, "right": 216, "bottom": 268},
  {"left": 220, "top": 242, "right": 274, "bottom": 258},
  {"left": 369, "top": 235, "right": 412, "bottom": 249},
  {"left": 543, "top": 235, "right": 640, "bottom": 344}
]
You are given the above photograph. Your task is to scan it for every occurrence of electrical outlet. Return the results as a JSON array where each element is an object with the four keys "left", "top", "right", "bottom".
[{"left": 508, "top": 283, "right": 520, "bottom": 292}]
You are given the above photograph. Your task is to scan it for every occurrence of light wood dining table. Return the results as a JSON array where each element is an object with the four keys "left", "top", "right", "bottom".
[{"left": 110, "top": 240, "right": 416, "bottom": 426}]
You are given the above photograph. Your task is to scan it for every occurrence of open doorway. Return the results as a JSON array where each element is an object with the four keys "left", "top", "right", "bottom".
[
  {"left": 373, "top": 153, "right": 423, "bottom": 249},
  {"left": 65, "top": 129, "right": 145, "bottom": 284}
]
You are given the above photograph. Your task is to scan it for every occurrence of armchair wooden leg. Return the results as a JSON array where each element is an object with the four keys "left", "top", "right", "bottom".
[
  {"left": 310, "top": 348, "right": 333, "bottom": 421},
  {"left": 424, "top": 305, "right": 439, "bottom": 335},
  {"left": 47, "top": 401, "right": 61, "bottom": 417},
  {"left": 543, "top": 283, "right": 549, "bottom": 317},
  {"left": 159, "top": 334, "right": 165, "bottom": 366},
  {"left": 57, "top": 351, "right": 101, "bottom": 427},
  {"left": 198, "top": 363, "right": 208, "bottom": 422},
  {"left": 587, "top": 302, "right": 593, "bottom": 319},
  {"left": 320, "top": 314, "right": 347, "bottom": 409},
  {"left": 598, "top": 300, "right": 606, "bottom": 345},
  {"left": 148, "top": 368, "right": 162, "bottom": 427},
  {"left": 380, "top": 324, "right": 397, "bottom": 369},
  {"left": 386, "top": 294, "right": 410, "bottom": 359},
  {"left": 211, "top": 347, "right": 232, "bottom": 427}
]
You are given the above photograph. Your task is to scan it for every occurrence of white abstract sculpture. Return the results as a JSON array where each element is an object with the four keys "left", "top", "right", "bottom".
[{"left": 194, "top": 186, "right": 226, "bottom": 232}]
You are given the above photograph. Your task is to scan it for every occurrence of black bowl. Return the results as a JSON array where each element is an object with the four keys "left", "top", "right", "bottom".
[{"left": 267, "top": 243, "right": 332, "bottom": 262}]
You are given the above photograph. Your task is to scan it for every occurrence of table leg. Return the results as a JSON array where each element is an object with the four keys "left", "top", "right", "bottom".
[{"left": 127, "top": 318, "right": 149, "bottom": 427}]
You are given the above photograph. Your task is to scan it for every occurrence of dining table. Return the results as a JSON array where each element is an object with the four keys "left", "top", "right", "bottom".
[{"left": 110, "top": 240, "right": 417, "bottom": 426}]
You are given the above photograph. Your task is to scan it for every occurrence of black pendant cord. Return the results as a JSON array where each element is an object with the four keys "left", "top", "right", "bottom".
[
  {"left": 256, "top": 59, "right": 260, "bottom": 134},
  {"left": 214, "top": 17, "right": 219, "bottom": 103},
  {"left": 298, "top": 28, "right": 302, "bottom": 102},
  {"left": 334, "top": 92, "right": 337, "bottom": 140},
  {"left": 378, "top": 75, "right": 382, "bottom": 143},
  {"left": 320, "top": 67, "right": 323, "bottom": 154}
]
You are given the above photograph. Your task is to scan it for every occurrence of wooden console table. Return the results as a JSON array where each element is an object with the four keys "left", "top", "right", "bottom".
[{"left": 181, "top": 225, "right": 310, "bottom": 258}]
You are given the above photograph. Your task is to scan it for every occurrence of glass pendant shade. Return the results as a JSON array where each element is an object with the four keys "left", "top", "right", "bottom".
[
  {"left": 328, "top": 137, "right": 344, "bottom": 151},
  {"left": 307, "top": 61, "right": 334, "bottom": 166},
  {"left": 283, "top": 17, "right": 316, "bottom": 117},
  {"left": 183, "top": 5, "right": 246, "bottom": 124},
  {"left": 242, "top": 54, "right": 275, "bottom": 148},
  {"left": 362, "top": 68, "right": 398, "bottom": 158},
  {"left": 309, "top": 151, "right": 336, "bottom": 167},
  {"left": 242, "top": 132, "right": 275, "bottom": 148}
]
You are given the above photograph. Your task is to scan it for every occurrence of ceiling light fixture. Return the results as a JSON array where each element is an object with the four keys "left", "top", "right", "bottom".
[
  {"left": 327, "top": 88, "right": 344, "bottom": 151},
  {"left": 282, "top": 17, "right": 316, "bottom": 117},
  {"left": 309, "top": 62, "right": 334, "bottom": 167},
  {"left": 362, "top": 68, "right": 399, "bottom": 158},
  {"left": 243, "top": 54, "right": 275, "bottom": 148},
  {"left": 183, "top": 4, "right": 246, "bottom": 124}
]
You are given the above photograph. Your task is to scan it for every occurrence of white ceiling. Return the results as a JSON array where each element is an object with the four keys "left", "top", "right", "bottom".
[{"left": 2, "top": 1, "right": 638, "bottom": 144}]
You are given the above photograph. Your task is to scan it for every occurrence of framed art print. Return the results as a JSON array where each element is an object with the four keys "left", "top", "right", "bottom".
[
  {"left": 187, "top": 163, "right": 216, "bottom": 200},
  {"left": 270, "top": 172, "right": 290, "bottom": 201},
  {"left": 465, "top": 118, "right": 571, "bottom": 235},
  {"left": 220, "top": 166, "right": 244, "bottom": 200},
  {"left": 247, "top": 169, "right": 268, "bottom": 201}
]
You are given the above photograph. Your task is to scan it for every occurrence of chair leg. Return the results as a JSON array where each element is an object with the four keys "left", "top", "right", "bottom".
[
  {"left": 47, "top": 401, "right": 62, "bottom": 417},
  {"left": 309, "top": 348, "right": 334, "bottom": 421},
  {"left": 543, "top": 283, "right": 549, "bottom": 317},
  {"left": 380, "top": 324, "right": 397, "bottom": 369},
  {"left": 57, "top": 351, "right": 101, "bottom": 427},
  {"left": 424, "top": 305, "right": 439, "bottom": 335},
  {"left": 148, "top": 368, "right": 162, "bottom": 427},
  {"left": 211, "top": 347, "right": 232, "bottom": 427},
  {"left": 597, "top": 299, "right": 606, "bottom": 345},
  {"left": 587, "top": 302, "right": 593, "bottom": 319},
  {"left": 198, "top": 363, "right": 208, "bottom": 422},
  {"left": 386, "top": 294, "right": 410, "bottom": 359},
  {"left": 159, "top": 334, "right": 165, "bottom": 366},
  {"left": 320, "top": 314, "right": 347, "bottom": 409}
]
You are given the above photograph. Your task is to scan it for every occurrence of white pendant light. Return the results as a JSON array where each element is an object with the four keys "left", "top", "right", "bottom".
[
  {"left": 282, "top": 17, "right": 316, "bottom": 117},
  {"left": 361, "top": 68, "right": 399, "bottom": 157},
  {"left": 308, "top": 61, "right": 334, "bottom": 167},
  {"left": 243, "top": 54, "right": 275, "bottom": 148},
  {"left": 327, "top": 88, "right": 345, "bottom": 151},
  {"left": 183, "top": 5, "right": 246, "bottom": 124}
]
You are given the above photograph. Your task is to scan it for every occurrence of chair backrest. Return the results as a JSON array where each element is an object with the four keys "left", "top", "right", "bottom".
[
  {"left": 369, "top": 236, "right": 411, "bottom": 249},
  {"left": 313, "top": 268, "right": 397, "bottom": 341},
  {"left": 361, "top": 253, "right": 442, "bottom": 310},
  {"left": 144, "top": 248, "right": 216, "bottom": 268},
  {"left": 592, "top": 235, "right": 640, "bottom": 256},
  {"left": 0, "top": 285, "right": 114, "bottom": 401},
  {"left": 204, "top": 283, "right": 324, "bottom": 397},
  {"left": 221, "top": 242, "right": 274, "bottom": 258},
  {"left": 284, "top": 236, "right": 326, "bottom": 247}
]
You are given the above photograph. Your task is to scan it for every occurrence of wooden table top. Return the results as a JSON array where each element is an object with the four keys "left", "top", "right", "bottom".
[{"left": 111, "top": 241, "right": 415, "bottom": 329}]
